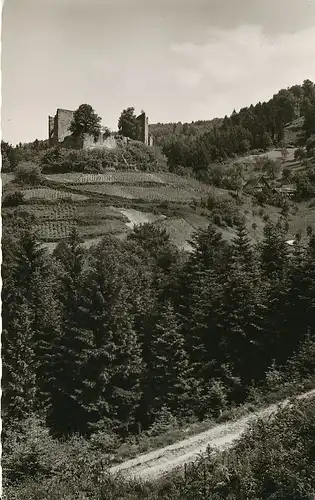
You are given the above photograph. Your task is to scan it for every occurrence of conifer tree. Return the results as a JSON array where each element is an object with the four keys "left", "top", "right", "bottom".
[
  {"left": 148, "top": 301, "right": 191, "bottom": 420},
  {"left": 46, "top": 228, "right": 93, "bottom": 437},
  {"left": 30, "top": 257, "right": 63, "bottom": 413},
  {"left": 260, "top": 219, "right": 289, "bottom": 284},
  {"left": 175, "top": 225, "right": 231, "bottom": 416},
  {"left": 80, "top": 237, "right": 143, "bottom": 434},
  {"left": 1, "top": 229, "right": 46, "bottom": 428},
  {"left": 259, "top": 219, "right": 290, "bottom": 367},
  {"left": 285, "top": 232, "right": 315, "bottom": 349},
  {"left": 2, "top": 298, "right": 36, "bottom": 430},
  {"left": 220, "top": 220, "right": 265, "bottom": 384}
]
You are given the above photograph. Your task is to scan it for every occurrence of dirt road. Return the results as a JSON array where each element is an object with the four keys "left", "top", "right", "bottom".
[{"left": 110, "top": 388, "right": 315, "bottom": 481}]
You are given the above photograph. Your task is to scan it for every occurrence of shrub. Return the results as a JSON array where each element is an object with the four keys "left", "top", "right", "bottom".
[
  {"left": 2, "top": 190, "right": 25, "bottom": 207},
  {"left": 40, "top": 143, "right": 168, "bottom": 174},
  {"left": 147, "top": 406, "right": 179, "bottom": 437},
  {"left": 15, "top": 162, "right": 42, "bottom": 185}
]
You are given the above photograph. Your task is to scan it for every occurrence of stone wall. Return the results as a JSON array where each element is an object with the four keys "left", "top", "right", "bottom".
[
  {"left": 60, "top": 132, "right": 128, "bottom": 150},
  {"left": 82, "top": 133, "right": 123, "bottom": 150}
]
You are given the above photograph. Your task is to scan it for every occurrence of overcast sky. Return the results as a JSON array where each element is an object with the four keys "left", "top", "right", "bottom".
[{"left": 2, "top": 0, "right": 315, "bottom": 145}]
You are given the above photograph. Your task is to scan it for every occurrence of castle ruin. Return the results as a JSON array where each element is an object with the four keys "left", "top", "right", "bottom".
[{"left": 48, "top": 108, "right": 153, "bottom": 149}]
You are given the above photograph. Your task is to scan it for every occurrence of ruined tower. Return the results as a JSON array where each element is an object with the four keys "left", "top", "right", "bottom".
[
  {"left": 136, "top": 112, "right": 149, "bottom": 146},
  {"left": 48, "top": 108, "right": 74, "bottom": 147}
]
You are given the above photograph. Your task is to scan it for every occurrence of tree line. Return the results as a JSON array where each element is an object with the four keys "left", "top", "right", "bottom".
[
  {"left": 2, "top": 210, "right": 315, "bottom": 440},
  {"left": 151, "top": 79, "right": 315, "bottom": 172}
]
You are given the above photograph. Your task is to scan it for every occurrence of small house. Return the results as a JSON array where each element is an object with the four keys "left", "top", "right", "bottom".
[{"left": 241, "top": 175, "right": 276, "bottom": 196}]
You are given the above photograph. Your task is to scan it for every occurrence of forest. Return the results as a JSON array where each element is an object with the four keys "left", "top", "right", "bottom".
[
  {"left": 2, "top": 208, "right": 315, "bottom": 497},
  {"left": 151, "top": 79, "right": 315, "bottom": 175}
]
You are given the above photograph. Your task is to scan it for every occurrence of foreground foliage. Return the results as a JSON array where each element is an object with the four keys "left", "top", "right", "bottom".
[{"left": 3, "top": 395, "right": 315, "bottom": 499}]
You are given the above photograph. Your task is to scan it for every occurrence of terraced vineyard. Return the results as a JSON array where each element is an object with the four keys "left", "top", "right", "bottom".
[
  {"left": 21, "top": 187, "right": 89, "bottom": 201},
  {"left": 73, "top": 183, "right": 206, "bottom": 203},
  {"left": 46, "top": 171, "right": 224, "bottom": 195},
  {"left": 20, "top": 203, "right": 77, "bottom": 220},
  {"left": 34, "top": 220, "right": 75, "bottom": 240},
  {"left": 45, "top": 172, "right": 166, "bottom": 185}
]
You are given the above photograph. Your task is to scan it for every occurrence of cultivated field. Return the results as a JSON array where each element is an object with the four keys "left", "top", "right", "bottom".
[
  {"left": 45, "top": 172, "right": 166, "bottom": 185},
  {"left": 21, "top": 187, "right": 89, "bottom": 201},
  {"left": 112, "top": 208, "right": 166, "bottom": 228},
  {"left": 78, "top": 220, "right": 127, "bottom": 237},
  {"left": 34, "top": 220, "right": 75, "bottom": 240},
  {"left": 45, "top": 171, "right": 223, "bottom": 195},
  {"left": 5, "top": 140, "right": 315, "bottom": 251},
  {"left": 18, "top": 203, "right": 77, "bottom": 221},
  {"left": 73, "top": 184, "right": 209, "bottom": 203},
  {"left": 243, "top": 147, "right": 297, "bottom": 163}
]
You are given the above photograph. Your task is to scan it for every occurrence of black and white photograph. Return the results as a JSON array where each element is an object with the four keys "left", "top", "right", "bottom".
[{"left": 1, "top": 0, "right": 315, "bottom": 498}]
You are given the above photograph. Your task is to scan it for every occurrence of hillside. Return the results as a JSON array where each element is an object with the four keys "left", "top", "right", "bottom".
[
  {"left": 2, "top": 132, "right": 315, "bottom": 253},
  {"left": 2, "top": 79, "right": 315, "bottom": 500}
]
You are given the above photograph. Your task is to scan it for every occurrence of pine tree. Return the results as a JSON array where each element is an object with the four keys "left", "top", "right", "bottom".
[
  {"left": 30, "top": 259, "right": 63, "bottom": 413},
  {"left": 2, "top": 297, "right": 36, "bottom": 429},
  {"left": 282, "top": 235, "right": 309, "bottom": 360},
  {"left": 175, "top": 225, "right": 231, "bottom": 417},
  {"left": 259, "top": 219, "right": 290, "bottom": 367},
  {"left": 148, "top": 301, "right": 191, "bottom": 420},
  {"left": 285, "top": 233, "right": 315, "bottom": 349},
  {"left": 80, "top": 238, "right": 143, "bottom": 435},
  {"left": 46, "top": 229, "right": 93, "bottom": 437},
  {"left": 260, "top": 219, "right": 289, "bottom": 283},
  {"left": 12, "top": 229, "right": 45, "bottom": 299},
  {"left": 219, "top": 220, "right": 265, "bottom": 384},
  {"left": 1, "top": 229, "right": 46, "bottom": 428}
]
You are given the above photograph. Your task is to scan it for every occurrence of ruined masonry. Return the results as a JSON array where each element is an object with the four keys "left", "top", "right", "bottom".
[{"left": 48, "top": 108, "right": 154, "bottom": 149}]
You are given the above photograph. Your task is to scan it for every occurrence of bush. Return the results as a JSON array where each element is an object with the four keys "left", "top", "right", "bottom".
[
  {"left": 15, "top": 162, "right": 42, "bottom": 185},
  {"left": 2, "top": 416, "right": 106, "bottom": 499},
  {"left": 40, "top": 143, "right": 168, "bottom": 174},
  {"left": 2, "top": 190, "right": 25, "bottom": 207},
  {"left": 147, "top": 406, "right": 179, "bottom": 437}
]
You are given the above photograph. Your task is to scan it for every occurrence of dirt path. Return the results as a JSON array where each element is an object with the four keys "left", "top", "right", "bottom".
[{"left": 110, "top": 388, "right": 315, "bottom": 481}]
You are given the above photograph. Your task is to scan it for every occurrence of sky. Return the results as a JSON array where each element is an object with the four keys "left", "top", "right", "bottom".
[{"left": 2, "top": 0, "right": 315, "bottom": 145}]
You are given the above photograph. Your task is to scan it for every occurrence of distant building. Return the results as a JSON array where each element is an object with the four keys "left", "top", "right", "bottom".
[
  {"left": 277, "top": 184, "right": 296, "bottom": 198},
  {"left": 242, "top": 175, "right": 277, "bottom": 196}
]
